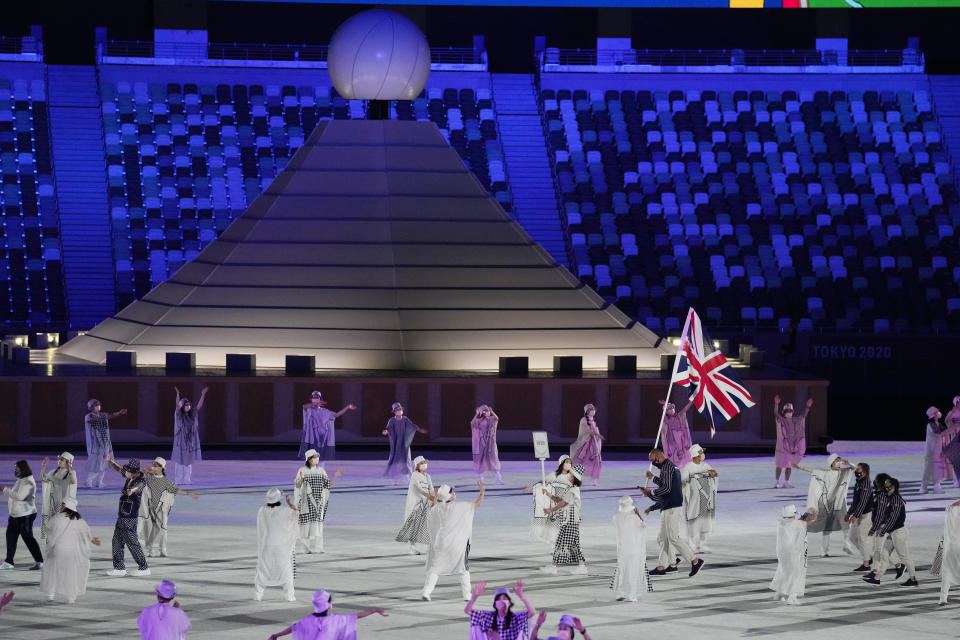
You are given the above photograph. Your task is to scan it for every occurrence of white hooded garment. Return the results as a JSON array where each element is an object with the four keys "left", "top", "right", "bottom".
[
  {"left": 611, "top": 502, "right": 650, "bottom": 600},
  {"left": 804, "top": 456, "right": 850, "bottom": 533},
  {"left": 682, "top": 460, "right": 717, "bottom": 526},
  {"left": 425, "top": 500, "right": 475, "bottom": 575},
  {"left": 39, "top": 513, "right": 95, "bottom": 601},
  {"left": 256, "top": 505, "right": 298, "bottom": 587},
  {"left": 41, "top": 468, "right": 77, "bottom": 539},
  {"left": 936, "top": 504, "right": 960, "bottom": 593},
  {"left": 770, "top": 516, "right": 808, "bottom": 597}
]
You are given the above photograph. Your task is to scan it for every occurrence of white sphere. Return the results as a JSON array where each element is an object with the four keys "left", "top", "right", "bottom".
[{"left": 327, "top": 10, "right": 430, "bottom": 101}]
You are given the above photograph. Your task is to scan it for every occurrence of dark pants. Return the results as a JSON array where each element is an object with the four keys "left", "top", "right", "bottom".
[
  {"left": 112, "top": 517, "right": 148, "bottom": 570},
  {"left": 5, "top": 513, "right": 43, "bottom": 565}
]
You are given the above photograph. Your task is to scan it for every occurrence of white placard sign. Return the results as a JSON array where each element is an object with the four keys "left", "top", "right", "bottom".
[{"left": 532, "top": 431, "right": 550, "bottom": 460}]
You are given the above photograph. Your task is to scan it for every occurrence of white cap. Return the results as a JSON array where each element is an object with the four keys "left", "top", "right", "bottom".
[
  {"left": 87, "top": 398, "right": 100, "bottom": 410},
  {"left": 558, "top": 454, "right": 571, "bottom": 465},
  {"left": 413, "top": 456, "right": 427, "bottom": 468},
  {"left": 154, "top": 457, "right": 166, "bottom": 469},
  {"left": 266, "top": 488, "right": 282, "bottom": 503},
  {"left": 392, "top": 402, "right": 402, "bottom": 411},
  {"left": 689, "top": 444, "right": 704, "bottom": 457},
  {"left": 312, "top": 589, "right": 331, "bottom": 613},
  {"left": 783, "top": 403, "right": 794, "bottom": 412},
  {"left": 436, "top": 484, "right": 452, "bottom": 502},
  {"left": 304, "top": 448, "right": 319, "bottom": 461},
  {"left": 311, "top": 390, "right": 322, "bottom": 398},
  {"left": 583, "top": 403, "right": 595, "bottom": 413},
  {"left": 59, "top": 451, "right": 74, "bottom": 462},
  {"left": 619, "top": 495, "right": 634, "bottom": 509},
  {"left": 62, "top": 497, "right": 79, "bottom": 511},
  {"left": 782, "top": 504, "right": 797, "bottom": 518}
]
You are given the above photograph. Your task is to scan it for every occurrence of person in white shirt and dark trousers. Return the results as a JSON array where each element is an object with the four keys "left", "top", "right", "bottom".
[{"left": 1, "top": 459, "right": 44, "bottom": 570}]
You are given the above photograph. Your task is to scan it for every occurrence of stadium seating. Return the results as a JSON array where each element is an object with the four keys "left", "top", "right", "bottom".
[
  {"left": 0, "top": 76, "right": 66, "bottom": 325},
  {"left": 100, "top": 80, "right": 509, "bottom": 307},
  {"left": 541, "top": 86, "right": 959, "bottom": 332}
]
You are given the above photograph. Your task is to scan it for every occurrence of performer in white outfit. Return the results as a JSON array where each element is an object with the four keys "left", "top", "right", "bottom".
[
  {"left": 394, "top": 456, "right": 435, "bottom": 555},
  {"left": 540, "top": 464, "right": 588, "bottom": 575},
  {"left": 935, "top": 500, "right": 960, "bottom": 605},
  {"left": 682, "top": 444, "right": 718, "bottom": 553},
  {"left": 138, "top": 458, "right": 198, "bottom": 558},
  {"left": 255, "top": 488, "right": 299, "bottom": 603},
  {"left": 39, "top": 497, "right": 101, "bottom": 603},
  {"left": 792, "top": 454, "right": 854, "bottom": 556},
  {"left": 137, "top": 580, "right": 191, "bottom": 640},
  {"left": 611, "top": 495, "right": 652, "bottom": 602},
  {"left": 267, "top": 588, "right": 387, "bottom": 640},
  {"left": 523, "top": 456, "right": 573, "bottom": 546},
  {"left": 422, "top": 482, "right": 485, "bottom": 601},
  {"left": 39, "top": 452, "right": 77, "bottom": 541},
  {"left": 922, "top": 406, "right": 946, "bottom": 494},
  {"left": 294, "top": 450, "right": 344, "bottom": 554},
  {"left": 770, "top": 504, "right": 818, "bottom": 605}
]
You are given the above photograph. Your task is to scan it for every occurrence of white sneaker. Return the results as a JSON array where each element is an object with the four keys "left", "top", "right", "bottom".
[
  {"left": 571, "top": 565, "right": 588, "bottom": 575},
  {"left": 421, "top": 594, "right": 431, "bottom": 601},
  {"left": 106, "top": 569, "right": 127, "bottom": 577},
  {"left": 784, "top": 481, "right": 795, "bottom": 488},
  {"left": 285, "top": 595, "right": 296, "bottom": 603},
  {"left": 0, "top": 562, "right": 13, "bottom": 570},
  {"left": 132, "top": 568, "right": 152, "bottom": 577},
  {"left": 254, "top": 592, "right": 263, "bottom": 602},
  {"left": 539, "top": 565, "right": 558, "bottom": 575},
  {"left": 786, "top": 595, "right": 799, "bottom": 605},
  {"left": 774, "top": 482, "right": 781, "bottom": 489},
  {"left": 934, "top": 485, "right": 945, "bottom": 494}
]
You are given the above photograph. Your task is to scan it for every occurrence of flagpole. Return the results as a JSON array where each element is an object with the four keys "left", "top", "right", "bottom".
[{"left": 643, "top": 307, "right": 695, "bottom": 488}]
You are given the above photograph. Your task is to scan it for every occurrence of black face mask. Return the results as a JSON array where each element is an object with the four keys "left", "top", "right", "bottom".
[{"left": 651, "top": 459, "right": 664, "bottom": 468}]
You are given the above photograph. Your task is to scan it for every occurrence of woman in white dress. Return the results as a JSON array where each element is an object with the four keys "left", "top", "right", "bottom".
[
  {"left": 40, "top": 453, "right": 77, "bottom": 541},
  {"left": 294, "top": 449, "right": 344, "bottom": 554},
  {"left": 40, "top": 497, "right": 101, "bottom": 603},
  {"left": 611, "top": 495, "right": 651, "bottom": 602},
  {"left": 255, "top": 488, "right": 299, "bottom": 602},
  {"left": 770, "top": 504, "right": 817, "bottom": 605},
  {"left": 935, "top": 500, "right": 960, "bottom": 605},
  {"left": 394, "top": 456, "right": 434, "bottom": 555}
]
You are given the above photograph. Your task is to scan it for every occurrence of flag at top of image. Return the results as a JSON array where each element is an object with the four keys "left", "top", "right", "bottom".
[{"left": 673, "top": 308, "right": 755, "bottom": 436}]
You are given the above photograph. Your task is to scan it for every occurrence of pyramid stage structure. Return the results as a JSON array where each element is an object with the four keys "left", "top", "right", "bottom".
[{"left": 60, "top": 120, "right": 669, "bottom": 372}]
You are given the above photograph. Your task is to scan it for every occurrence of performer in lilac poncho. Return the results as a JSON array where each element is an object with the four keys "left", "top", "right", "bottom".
[
  {"left": 299, "top": 391, "right": 356, "bottom": 462},
  {"left": 381, "top": 402, "right": 428, "bottom": 485},
  {"left": 570, "top": 404, "right": 603, "bottom": 485},
  {"left": 472, "top": 405, "right": 502, "bottom": 484},
  {"left": 171, "top": 386, "right": 207, "bottom": 486},
  {"left": 774, "top": 395, "right": 813, "bottom": 489},
  {"left": 659, "top": 399, "right": 693, "bottom": 469}
]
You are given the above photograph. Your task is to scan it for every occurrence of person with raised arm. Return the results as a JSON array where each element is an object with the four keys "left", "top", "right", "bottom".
[
  {"left": 294, "top": 450, "right": 344, "bottom": 554},
  {"left": 465, "top": 579, "right": 537, "bottom": 640},
  {"left": 774, "top": 396, "right": 812, "bottom": 488},
  {"left": 792, "top": 454, "right": 854, "bottom": 556},
  {"left": 422, "top": 482, "right": 485, "bottom": 601},
  {"left": 299, "top": 390, "right": 356, "bottom": 463},
  {"left": 267, "top": 589, "right": 387, "bottom": 640},
  {"left": 172, "top": 386, "right": 208, "bottom": 486},
  {"left": 84, "top": 399, "right": 127, "bottom": 489},
  {"left": 530, "top": 612, "right": 593, "bottom": 640}
]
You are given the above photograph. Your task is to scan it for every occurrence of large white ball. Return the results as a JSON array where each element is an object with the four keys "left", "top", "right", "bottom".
[{"left": 327, "top": 10, "right": 430, "bottom": 101}]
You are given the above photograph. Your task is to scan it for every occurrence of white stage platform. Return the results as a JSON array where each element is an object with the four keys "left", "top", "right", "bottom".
[{"left": 0, "top": 448, "right": 956, "bottom": 639}]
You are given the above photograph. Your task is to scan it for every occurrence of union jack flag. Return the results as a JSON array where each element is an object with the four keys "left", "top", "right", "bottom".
[{"left": 673, "top": 308, "right": 755, "bottom": 436}]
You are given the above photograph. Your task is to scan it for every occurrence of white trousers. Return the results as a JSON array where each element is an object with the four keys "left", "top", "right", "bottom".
[
  {"left": 422, "top": 572, "right": 471, "bottom": 600},
  {"left": 173, "top": 463, "right": 192, "bottom": 485},
  {"left": 846, "top": 513, "right": 873, "bottom": 563},
  {"left": 658, "top": 507, "right": 696, "bottom": 567},
  {"left": 872, "top": 528, "right": 915, "bottom": 580},
  {"left": 138, "top": 517, "right": 168, "bottom": 555},
  {"left": 255, "top": 580, "right": 295, "bottom": 600},
  {"left": 686, "top": 516, "right": 712, "bottom": 548},
  {"left": 297, "top": 523, "right": 324, "bottom": 553}
]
